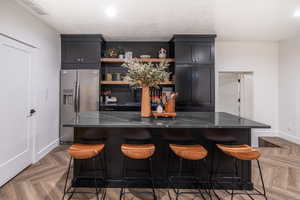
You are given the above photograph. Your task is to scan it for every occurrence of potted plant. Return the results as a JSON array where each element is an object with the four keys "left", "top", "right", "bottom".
[
  {"left": 117, "top": 48, "right": 125, "bottom": 59},
  {"left": 122, "top": 59, "right": 170, "bottom": 117}
]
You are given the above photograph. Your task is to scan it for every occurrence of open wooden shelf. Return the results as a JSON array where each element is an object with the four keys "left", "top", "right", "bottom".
[
  {"left": 101, "top": 58, "right": 175, "bottom": 63},
  {"left": 101, "top": 81, "right": 129, "bottom": 85},
  {"left": 101, "top": 81, "right": 175, "bottom": 85}
]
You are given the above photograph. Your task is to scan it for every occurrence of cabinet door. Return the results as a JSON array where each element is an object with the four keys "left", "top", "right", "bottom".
[
  {"left": 62, "top": 42, "right": 101, "bottom": 64},
  {"left": 192, "top": 66, "right": 214, "bottom": 106},
  {"left": 192, "top": 43, "right": 213, "bottom": 64},
  {"left": 175, "top": 66, "right": 192, "bottom": 105},
  {"left": 175, "top": 43, "right": 192, "bottom": 63}
]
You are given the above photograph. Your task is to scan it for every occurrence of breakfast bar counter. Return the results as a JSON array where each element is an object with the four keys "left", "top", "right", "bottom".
[
  {"left": 64, "top": 111, "right": 270, "bottom": 129},
  {"left": 63, "top": 111, "right": 270, "bottom": 189}
]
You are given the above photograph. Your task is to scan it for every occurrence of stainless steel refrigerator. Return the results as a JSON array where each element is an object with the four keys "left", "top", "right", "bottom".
[{"left": 60, "top": 69, "right": 99, "bottom": 143}]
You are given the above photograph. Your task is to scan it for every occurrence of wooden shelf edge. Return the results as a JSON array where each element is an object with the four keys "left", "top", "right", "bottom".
[
  {"left": 101, "top": 81, "right": 175, "bottom": 85},
  {"left": 101, "top": 81, "right": 129, "bottom": 85},
  {"left": 101, "top": 58, "right": 175, "bottom": 63}
]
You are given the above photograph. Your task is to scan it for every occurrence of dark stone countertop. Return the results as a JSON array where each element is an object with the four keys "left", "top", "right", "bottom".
[{"left": 63, "top": 112, "right": 271, "bottom": 129}]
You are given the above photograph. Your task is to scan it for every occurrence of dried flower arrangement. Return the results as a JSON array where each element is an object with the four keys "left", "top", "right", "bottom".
[
  {"left": 122, "top": 59, "right": 170, "bottom": 117},
  {"left": 122, "top": 59, "right": 170, "bottom": 88}
]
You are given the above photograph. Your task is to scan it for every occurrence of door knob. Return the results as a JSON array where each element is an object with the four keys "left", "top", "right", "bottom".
[
  {"left": 27, "top": 109, "right": 36, "bottom": 117},
  {"left": 30, "top": 109, "right": 36, "bottom": 115}
]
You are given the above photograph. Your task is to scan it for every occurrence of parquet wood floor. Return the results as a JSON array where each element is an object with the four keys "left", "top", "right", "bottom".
[{"left": 0, "top": 137, "right": 299, "bottom": 200}]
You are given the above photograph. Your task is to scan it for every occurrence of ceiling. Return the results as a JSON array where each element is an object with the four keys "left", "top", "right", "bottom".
[{"left": 16, "top": 0, "right": 300, "bottom": 41}]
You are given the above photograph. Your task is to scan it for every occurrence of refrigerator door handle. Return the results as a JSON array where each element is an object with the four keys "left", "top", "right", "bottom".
[
  {"left": 77, "top": 82, "right": 80, "bottom": 113},
  {"left": 74, "top": 81, "right": 78, "bottom": 113}
]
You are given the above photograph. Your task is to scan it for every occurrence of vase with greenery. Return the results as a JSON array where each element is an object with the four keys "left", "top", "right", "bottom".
[
  {"left": 117, "top": 48, "right": 125, "bottom": 59},
  {"left": 122, "top": 59, "right": 170, "bottom": 117}
]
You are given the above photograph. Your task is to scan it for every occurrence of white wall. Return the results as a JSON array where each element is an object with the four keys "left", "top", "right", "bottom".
[
  {"left": 0, "top": 0, "right": 61, "bottom": 162},
  {"left": 215, "top": 41, "right": 279, "bottom": 146},
  {"left": 279, "top": 35, "right": 300, "bottom": 144}
]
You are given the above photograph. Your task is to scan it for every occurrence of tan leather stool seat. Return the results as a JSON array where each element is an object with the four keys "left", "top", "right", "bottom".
[
  {"left": 68, "top": 144, "right": 105, "bottom": 159},
  {"left": 217, "top": 144, "right": 261, "bottom": 161},
  {"left": 121, "top": 144, "right": 155, "bottom": 159},
  {"left": 169, "top": 144, "right": 208, "bottom": 160}
]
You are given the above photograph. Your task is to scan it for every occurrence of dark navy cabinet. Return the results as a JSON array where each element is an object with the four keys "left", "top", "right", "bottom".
[
  {"left": 175, "top": 42, "right": 214, "bottom": 64},
  {"left": 175, "top": 65, "right": 192, "bottom": 105},
  {"left": 61, "top": 34, "right": 104, "bottom": 69},
  {"left": 171, "top": 35, "right": 216, "bottom": 111}
]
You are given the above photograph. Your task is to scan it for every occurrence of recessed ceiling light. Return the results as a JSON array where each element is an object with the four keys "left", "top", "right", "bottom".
[
  {"left": 294, "top": 9, "right": 300, "bottom": 17},
  {"left": 105, "top": 6, "right": 116, "bottom": 17}
]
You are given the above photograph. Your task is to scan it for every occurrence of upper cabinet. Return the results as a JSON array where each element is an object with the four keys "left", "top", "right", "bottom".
[
  {"left": 174, "top": 43, "right": 192, "bottom": 63},
  {"left": 61, "top": 35, "right": 104, "bottom": 69},
  {"left": 171, "top": 34, "right": 216, "bottom": 111},
  {"left": 171, "top": 35, "right": 216, "bottom": 64}
]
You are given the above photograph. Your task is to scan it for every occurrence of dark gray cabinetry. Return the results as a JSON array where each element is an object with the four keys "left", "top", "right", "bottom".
[
  {"left": 176, "top": 65, "right": 192, "bottom": 104},
  {"left": 62, "top": 42, "right": 100, "bottom": 64},
  {"left": 175, "top": 42, "right": 214, "bottom": 64},
  {"left": 191, "top": 66, "right": 214, "bottom": 106},
  {"left": 175, "top": 43, "right": 192, "bottom": 63},
  {"left": 175, "top": 65, "right": 214, "bottom": 110},
  {"left": 171, "top": 35, "right": 216, "bottom": 111},
  {"left": 61, "top": 34, "right": 104, "bottom": 69},
  {"left": 172, "top": 35, "right": 215, "bottom": 65}
]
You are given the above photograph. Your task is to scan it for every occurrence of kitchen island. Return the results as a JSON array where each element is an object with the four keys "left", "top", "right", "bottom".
[{"left": 63, "top": 111, "right": 270, "bottom": 189}]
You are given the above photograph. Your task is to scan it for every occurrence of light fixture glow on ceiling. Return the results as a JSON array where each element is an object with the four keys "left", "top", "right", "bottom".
[
  {"left": 294, "top": 9, "right": 300, "bottom": 17},
  {"left": 105, "top": 6, "right": 116, "bottom": 17}
]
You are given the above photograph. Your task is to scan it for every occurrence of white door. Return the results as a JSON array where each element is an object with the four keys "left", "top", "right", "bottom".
[
  {"left": 218, "top": 72, "right": 253, "bottom": 119},
  {"left": 0, "top": 35, "right": 33, "bottom": 186},
  {"left": 218, "top": 72, "right": 240, "bottom": 115},
  {"left": 240, "top": 73, "right": 254, "bottom": 119}
]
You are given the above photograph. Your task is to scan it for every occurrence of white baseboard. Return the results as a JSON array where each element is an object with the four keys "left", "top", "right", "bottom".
[
  {"left": 0, "top": 150, "right": 31, "bottom": 187},
  {"left": 252, "top": 129, "right": 278, "bottom": 147},
  {"left": 35, "top": 138, "right": 59, "bottom": 163},
  {"left": 278, "top": 131, "right": 300, "bottom": 145}
]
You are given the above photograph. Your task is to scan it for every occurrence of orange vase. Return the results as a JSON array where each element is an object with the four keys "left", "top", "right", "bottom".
[{"left": 141, "top": 87, "right": 151, "bottom": 117}]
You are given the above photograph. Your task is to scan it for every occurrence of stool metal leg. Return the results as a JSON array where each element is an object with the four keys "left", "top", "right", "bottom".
[
  {"left": 231, "top": 158, "right": 236, "bottom": 200},
  {"left": 166, "top": 147, "right": 171, "bottom": 178},
  {"left": 119, "top": 157, "right": 126, "bottom": 200},
  {"left": 201, "top": 158, "right": 212, "bottom": 200},
  {"left": 229, "top": 158, "right": 267, "bottom": 200},
  {"left": 62, "top": 155, "right": 106, "bottom": 200},
  {"left": 257, "top": 159, "right": 267, "bottom": 200},
  {"left": 175, "top": 158, "right": 183, "bottom": 200},
  {"left": 209, "top": 142, "right": 215, "bottom": 182},
  {"left": 62, "top": 157, "right": 72, "bottom": 200},
  {"left": 93, "top": 157, "right": 100, "bottom": 200},
  {"left": 101, "top": 152, "right": 107, "bottom": 200},
  {"left": 149, "top": 157, "right": 157, "bottom": 200}
]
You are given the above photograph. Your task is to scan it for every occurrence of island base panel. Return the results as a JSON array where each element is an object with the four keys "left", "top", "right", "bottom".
[{"left": 73, "top": 128, "right": 253, "bottom": 189}]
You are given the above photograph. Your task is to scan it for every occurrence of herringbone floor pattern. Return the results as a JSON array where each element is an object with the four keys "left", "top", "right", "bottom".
[{"left": 0, "top": 137, "right": 299, "bottom": 200}]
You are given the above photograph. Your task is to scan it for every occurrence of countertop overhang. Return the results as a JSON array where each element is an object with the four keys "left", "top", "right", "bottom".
[{"left": 63, "top": 112, "right": 271, "bottom": 129}]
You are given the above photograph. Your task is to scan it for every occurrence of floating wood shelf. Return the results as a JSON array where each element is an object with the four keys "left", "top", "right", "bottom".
[
  {"left": 101, "top": 81, "right": 175, "bottom": 85},
  {"left": 101, "top": 81, "right": 129, "bottom": 85},
  {"left": 101, "top": 58, "right": 175, "bottom": 63}
]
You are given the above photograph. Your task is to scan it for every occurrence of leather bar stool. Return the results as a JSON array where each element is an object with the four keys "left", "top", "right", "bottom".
[
  {"left": 162, "top": 130, "right": 195, "bottom": 178},
  {"left": 120, "top": 144, "right": 157, "bottom": 200},
  {"left": 168, "top": 144, "right": 211, "bottom": 200},
  {"left": 217, "top": 144, "right": 267, "bottom": 200},
  {"left": 80, "top": 129, "right": 108, "bottom": 181},
  {"left": 62, "top": 144, "right": 107, "bottom": 200},
  {"left": 202, "top": 131, "right": 237, "bottom": 186}
]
